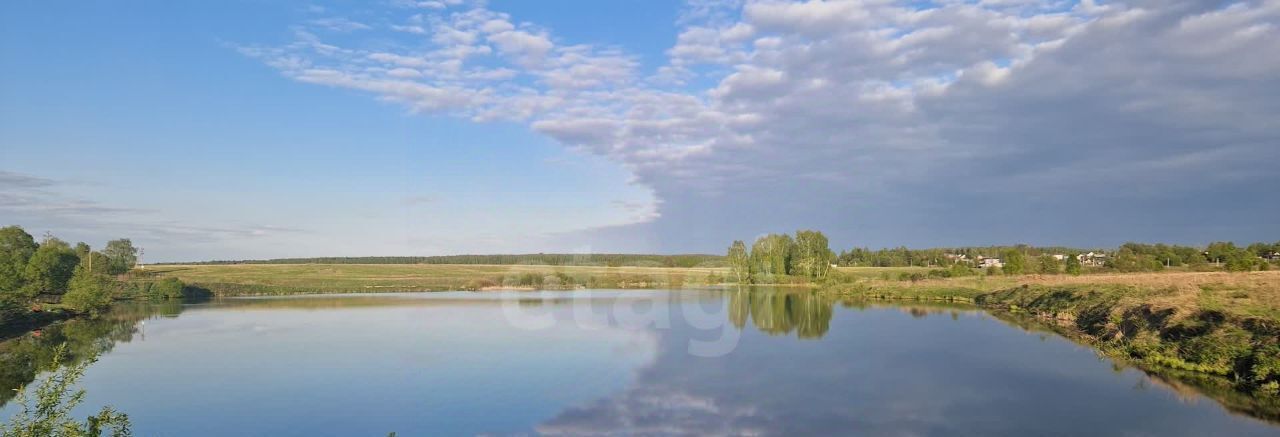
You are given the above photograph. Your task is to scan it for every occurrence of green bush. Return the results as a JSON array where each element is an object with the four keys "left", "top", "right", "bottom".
[
  {"left": 948, "top": 264, "right": 974, "bottom": 277},
  {"left": 1178, "top": 325, "right": 1254, "bottom": 375},
  {"left": 62, "top": 264, "right": 113, "bottom": 316},
  {"left": 1249, "top": 345, "right": 1280, "bottom": 386},
  {"left": 150, "top": 278, "right": 186, "bottom": 300}
]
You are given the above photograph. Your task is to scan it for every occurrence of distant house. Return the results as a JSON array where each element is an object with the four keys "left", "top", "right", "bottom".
[
  {"left": 1078, "top": 252, "right": 1108, "bottom": 267},
  {"left": 1265, "top": 252, "right": 1280, "bottom": 261},
  {"left": 1051, "top": 254, "right": 1067, "bottom": 261},
  {"left": 978, "top": 257, "right": 1004, "bottom": 269}
]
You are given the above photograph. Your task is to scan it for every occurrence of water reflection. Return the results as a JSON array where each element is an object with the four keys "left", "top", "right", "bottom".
[
  {"left": 540, "top": 292, "right": 1280, "bottom": 436},
  {"left": 728, "top": 288, "right": 970, "bottom": 339},
  {"left": 1, "top": 291, "right": 1277, "bottom": 436},
  {"left": 0, "top": 301, "right": 183, "bottom": 407},
  {"left": 729, "top": 288, "right": 831, "bottom": 338}
]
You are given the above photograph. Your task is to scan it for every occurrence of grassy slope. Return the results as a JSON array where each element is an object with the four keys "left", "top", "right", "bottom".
[
  {"left": 826, "top": 270, "right": 1280, "bottom": 416},
  {"left": 831, "top": 270, "right": 1280, "bottom": 319}
]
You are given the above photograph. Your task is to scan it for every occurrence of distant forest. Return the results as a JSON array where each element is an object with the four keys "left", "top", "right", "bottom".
[{"left": 160, "top": 254, "right": 727, "bottom": 268}]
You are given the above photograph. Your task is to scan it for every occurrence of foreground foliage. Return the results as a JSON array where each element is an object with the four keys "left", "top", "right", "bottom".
[{"left": 1, "top": 344, "right": 131, "bottom": 437}]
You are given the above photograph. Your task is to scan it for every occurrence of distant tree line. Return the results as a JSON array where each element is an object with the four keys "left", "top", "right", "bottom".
[
  {"left": 726, "top": 230, "right": 834, "bottom": 284},
  {"left": 835, "top": 241, "right": 1278, "bottom": 274},
  {"left": 836, "top": 245, "right": 1094, "bottom": 268},
  {"left": 1110, "top": 241, "right": 1277, "bottom": 272},
  {"left": 1, "top": 225, "right": 190, "bottom": 329},
  {"left": 163, "top": 254, "right": 726, "bottom": 268}
]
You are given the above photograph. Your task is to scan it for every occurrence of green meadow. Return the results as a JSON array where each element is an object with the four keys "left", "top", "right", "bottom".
[{"left": 142, "top": 263, "right": 729, "bottom": 295}]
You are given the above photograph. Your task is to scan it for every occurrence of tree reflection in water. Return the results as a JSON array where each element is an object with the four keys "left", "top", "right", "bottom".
[
  {"left": 731, "top": 288, "right": 830, "bottom": 339},
  {"left": 0, "top": 301, "right": 184, "bottom": 407},
  {"left": 728, "top": 288, "right": 970, "bottom": 340}
]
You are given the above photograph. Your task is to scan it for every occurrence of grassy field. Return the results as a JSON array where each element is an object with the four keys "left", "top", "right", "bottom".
[
  {"left": 142, "top": 263, "right": 729, "bottom": 295},
  {"left": 835, "top": 270, "right": 1280, "bottom": 319},
  {"left": 831, "top": 265, "right": 934, "bottom": 280},
  {"left": 147, "top": 263, "right": 1280, "bottom": 317}
]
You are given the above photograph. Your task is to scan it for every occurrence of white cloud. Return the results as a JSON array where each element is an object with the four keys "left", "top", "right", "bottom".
[
  {"left": 745, "top": 0, "right": 874, "bottom": 33},
  {"left": 0, "top": 170, "right": 309, "bottom": 260},
  {"left": 386, "top": 67, "right": 423, "bottom": 78},
  {"left": 393, "top": 0, "right": 466, "bottom": 10},
  {"left": 368, "top": 52, "right": 430, "bottom": 68},
  {"left": 308, "top": 17, "right": 371, "bottom": 32},
  {"left": 480, "top": 18, "right": 515, "bottom": 34},
  {"left": 390, "top": 24, "right": 427, "bottom": 34},
  {"left": 487, "top": 29, "right": 555, "bottom": 65}
]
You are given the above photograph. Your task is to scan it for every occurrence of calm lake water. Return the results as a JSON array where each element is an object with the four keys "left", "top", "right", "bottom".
[{"left": 3, "top": 289, "right": 1279, "bottom": 436}]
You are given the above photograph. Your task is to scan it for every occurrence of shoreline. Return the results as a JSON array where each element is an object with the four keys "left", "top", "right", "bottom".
[
  {"left": 823, "top": 278, "right": 1280, "bottom": 421},
  {"left": 0, "top": 309, "right": 75, "bottom": 342}
]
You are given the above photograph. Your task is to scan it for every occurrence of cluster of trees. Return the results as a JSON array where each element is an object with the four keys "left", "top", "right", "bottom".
[
  {"left": 726, "top": 231, "right": 834, "bottom": 283},
  {"left": 1210, "top": 242, "right": 1276, "bottom": 272},
  {"left": 1246, "top": 242, "right": 1280, "bottom": 258},
  {"left": 1108, "top": 242, "right": 1276, "bottom": 272},
  {"left": 1, "top": 225, "right": 172, "bottom": 321},
  {"left": 170, "top": 253, "right": 725, "bottom": 268},
  {"left": 1002, "top": 251, "right": 1081, "bottom": 275}
]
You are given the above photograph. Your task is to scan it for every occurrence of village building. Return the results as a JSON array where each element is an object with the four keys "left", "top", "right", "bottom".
[{"left": 1078, "top": 252, "right": 1108, "bottom": 267}]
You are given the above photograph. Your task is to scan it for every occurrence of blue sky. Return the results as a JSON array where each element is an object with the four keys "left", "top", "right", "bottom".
[
  {"left": 2, "top": 1, "right": 667, "bottom": 260},
  {"left": 3, "top": 0, "right": 1277, "bottom": 261}
]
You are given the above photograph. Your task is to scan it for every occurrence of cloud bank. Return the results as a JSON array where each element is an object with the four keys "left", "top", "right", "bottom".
[
  {"left": 0, "top": 170, "right": 307, "bottom": 258},
  {"left": 244, "top": 0, "right": 1280, "bottom": 251}
]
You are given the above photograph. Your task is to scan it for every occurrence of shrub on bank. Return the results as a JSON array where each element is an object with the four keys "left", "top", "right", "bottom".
[{"left": 151, "top": 278, "right": 186, "bottom": 299}]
